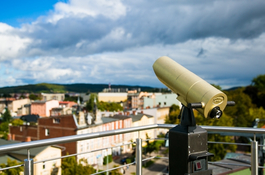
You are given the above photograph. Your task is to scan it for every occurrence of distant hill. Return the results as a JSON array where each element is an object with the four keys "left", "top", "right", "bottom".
[{"left": 0, "top": 83, "right": 156, "bottom": 93}]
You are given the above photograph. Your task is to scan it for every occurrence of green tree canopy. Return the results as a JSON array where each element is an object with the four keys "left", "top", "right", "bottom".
[
  {"left": 0, "top": 158, "right": 23, "bottom": 175},
  {"left": 252, "top": 74, "right": 265, "bottom": 91},
  {"left": 85, "top": 93, "right": 97, "bottom": 112},
  {"left": 29, "top": 94, "right": 41, "bottom": 100},
  {"left": 98, "top": 101, "right": 123, "bottom": 112},
  {"left": 2, "top": 108, "right": 12, "bottom": 123},
  {"left": 62, "top": 155, "right": 95, "bottom": 175},
  {"left": 165, "top": 104, "right": 181, "bottom": 124}
]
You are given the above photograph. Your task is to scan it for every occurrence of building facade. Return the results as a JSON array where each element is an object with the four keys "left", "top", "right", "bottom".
[
  {"left": 41, "top": 93, "right": 65, "bottom": 101},
  {"left": 31, "top": 100, "right": 59, "bottom": 117}
]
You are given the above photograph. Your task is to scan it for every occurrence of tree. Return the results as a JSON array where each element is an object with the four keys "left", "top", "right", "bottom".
[
  {"left": 98, "top": 101, "right": 123, "bottom": 112},
  {"left": 2, "top": 108, "right": 12, "bottom": 123},
  {"left": 85, "top": 93, "right": 97, "bottom": 112},
  {"left": 29, "top": 94, "right": 41, "bottom": 100},
  {"left": 252, "top": 74, "right": 265, "bottom": 91},
  {"left": 11, "top": 119, "right": 24, "bottom": 126},
  {"left": 0, "top": 158, "right": 23, "bottom": 175},
  {"left": 61, "top": 155, "right": 95, "bottom": 175},
  {"left": 165, "top": 104, "right": 181, "bottom": 124},
  {"left": 224, "top": 88, "right": 254, "bottom": 127},
  {"left": 103, "top": 155, "right": 113, "bottom": 165}
]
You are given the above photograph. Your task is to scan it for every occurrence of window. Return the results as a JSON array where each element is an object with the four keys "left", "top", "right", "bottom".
[
  {"left": 52, "top": 161, "right": 56, "bottom": 168},
  {"left": 87, "top": 142, "right": 89, "bottom": 151},
  {"left": 164, "top": 102, "right": 166, "bottom": 105},
  {"left": 80, "top": 144, "right": 83, "bottom": 152},
  {"left": 45, "top": 129, "right": 49, "bottom": 136},
  {"left": 53, "top": 118, "right": 60, "bottom": 124},
  {"left": 43, "top": 162, "right": 46, "bottom": 170}
]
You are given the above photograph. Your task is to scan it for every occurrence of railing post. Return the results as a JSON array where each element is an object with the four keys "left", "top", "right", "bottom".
[
  {"left": 24, "top": 149, "right": 33, "bottom": 175},
  {"left": 136, "top": 138, "right": 142, "bottom": 175},
  {"left": 251, "top": 139, "right": 258, "bottom": 175}
]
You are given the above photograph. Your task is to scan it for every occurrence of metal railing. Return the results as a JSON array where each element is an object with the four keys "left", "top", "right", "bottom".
[{"left": 0, "top": 124, "right": 264, "bottom": 175}]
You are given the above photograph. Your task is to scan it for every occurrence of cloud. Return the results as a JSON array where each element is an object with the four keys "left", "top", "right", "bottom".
[
  {"left": 0, "top": 0, "right": 265, "bottom": 89},
  {"left": 0, "top": 23, "right": 32, "bottom": 61}
]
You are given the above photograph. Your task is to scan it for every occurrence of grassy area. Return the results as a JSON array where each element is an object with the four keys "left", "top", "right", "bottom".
[{"left": 229, "top": 168, "right": 250, "bottom": 175}]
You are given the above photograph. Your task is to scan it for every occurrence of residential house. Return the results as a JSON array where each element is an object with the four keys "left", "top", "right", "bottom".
[
  {"left": 59, "top": 101, "right": 77, "bottom": 108},
  {"left": 0, "top": 98, "right": 15, "bottom": 113},
  {"left": 0, "top": 139, "right": 61, "bottom": 175},
  {"left": 130, "top": 112, "right": 155, "bottom": 143},
  {"left": 12, "top": 98, "right": 31, "bottom": 114},
  {"left": 127, "top": 92, "right": 180, "bottom": 110},
  {"left": 17, "top": 104, "right": 31, "bottom": 116},
  {"left": 31, "top": 100, "right": 59, "bottom": 117}
]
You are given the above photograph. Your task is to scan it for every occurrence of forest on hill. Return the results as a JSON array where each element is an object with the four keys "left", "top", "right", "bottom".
[{"left": 0, "top": 83, "right": 156, "bottom": 93}]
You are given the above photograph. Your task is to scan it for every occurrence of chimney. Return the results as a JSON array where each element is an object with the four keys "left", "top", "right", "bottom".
[
  {"left": 25, "top": 136, "right": 31, "bottom": 142},
  {"left": 8, "top": 134, "right": 12, "bottom": 140},
  {"left": 141, "top": 111, "right": 143, "bottom": 114},
  {"left": 126, "top": 112, "right": 130, "bottom": 116},
  {"left": 12, "top": 134, "right": 15, "bottom": 140},
  {"left": 132, "top": 111, "right": 135, "bottom": 115}
]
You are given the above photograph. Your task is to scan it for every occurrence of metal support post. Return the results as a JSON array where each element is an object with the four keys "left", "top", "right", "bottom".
[
  {"left": 251, "top": 140, "right": 258, "bottom": 175},
  {"left": 136, "top": 138, "right": 142, "bottom": 175},
  {"left": 24, "top": 149, "right": 34, "bottom": 175}
]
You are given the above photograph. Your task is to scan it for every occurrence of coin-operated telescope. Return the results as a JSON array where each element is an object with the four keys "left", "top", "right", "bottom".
[{"left": 153, "top": 56, "right": 235, "bottom": 175}]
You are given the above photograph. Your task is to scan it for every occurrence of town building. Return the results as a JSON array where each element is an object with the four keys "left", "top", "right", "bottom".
[
  {"left": 98, "top": 92, "right": 127, "bottom": 103},
  {"left": 9, "top": 109, "right": 134, "bottom": 167},
  {"left": 31, "top": 100, "right": 59, "bottom": 117},
  {"left": 0, "top": 139, "right": 61, "bottom": 175},
  {"left": 12, "top": 98, "right": 31, "bottom": 114},
  {"left": 0, "top": 98, "right": 15, "bottom": 113},
  {"left": 41, "top": 93, "right": 65, "bottom": 101},
  {"left": 126, "top": 92, "right": 180, "bottom": 110}
]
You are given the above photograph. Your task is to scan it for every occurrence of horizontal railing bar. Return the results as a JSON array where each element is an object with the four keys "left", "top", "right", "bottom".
[
  {"left": 210, "top": 162, "right": 265, "bottom": 169},
  {"left": 208, "top": 141, "right": 251, "bottom": 146},
  {"left": 143, "top": 156, "right": 156, "bottom": 162},
  {"left": 0, "top": 164, "right": 24, "bottom": 171},
  {"left": 0, "top": 124, "right": 158, "bottom": 153},
  {"left": 1, "top": 124, "right": 265, "bottom": 154},
  {"left": 35, "top": 141, "right": 135, "bottom": 164},
  {"left": 209, "top": 162, "right": 251, "bottom": 167},
  {"left": 154, "top": 157, "right": 169, "bottom": 159}
]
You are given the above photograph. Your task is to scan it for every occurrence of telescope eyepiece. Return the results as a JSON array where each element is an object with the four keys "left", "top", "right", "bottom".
[{"left": 210, "top": 106, "right": 222, "bottom": 119}]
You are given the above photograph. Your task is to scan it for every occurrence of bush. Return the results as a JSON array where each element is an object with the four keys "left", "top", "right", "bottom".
[
  {"left": 143, "top": 160, "right": 154, "bottom": 168},
  {"left": 103, "top": 155, "right": 113, "bottom": 165}
]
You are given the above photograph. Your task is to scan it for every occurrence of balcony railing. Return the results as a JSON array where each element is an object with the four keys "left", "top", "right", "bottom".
[{"left": 0, "top": 124, "right": 264, "bottom": 175}]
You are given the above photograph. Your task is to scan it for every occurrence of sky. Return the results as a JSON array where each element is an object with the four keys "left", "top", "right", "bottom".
[{"left": 0, "top": 0, "right": 265, "bottom": 89}]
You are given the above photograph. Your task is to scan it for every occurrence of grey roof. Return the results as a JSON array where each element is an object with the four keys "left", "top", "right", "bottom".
[
  {"left": 209, "top": 153, "right": 251, "bottom": 175},
  {"left": 101, "top": 117, "right": 119, "bottom": 123},
  {"left": 0, "top": 139, "right": 49, "bottom": 157},
  {"left": 110, "top": 115, "right": 131, "bottom": 120},
  {"left": 130, "top": 113, "right": 153, "bottom": 122},
  {"left": 0, "top": 155, "right": 21, "bottom": 164}
]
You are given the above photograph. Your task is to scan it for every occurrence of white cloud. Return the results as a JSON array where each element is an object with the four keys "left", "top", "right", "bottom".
[
  {"left": 0, "top": 23, "right": 32, "bottom": 61},
  {"left": 0, "top": 0, "right": 265, "bottom": 89},
  {"left": 47, "top": 0, "right": 126, "bottom": 23}
]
